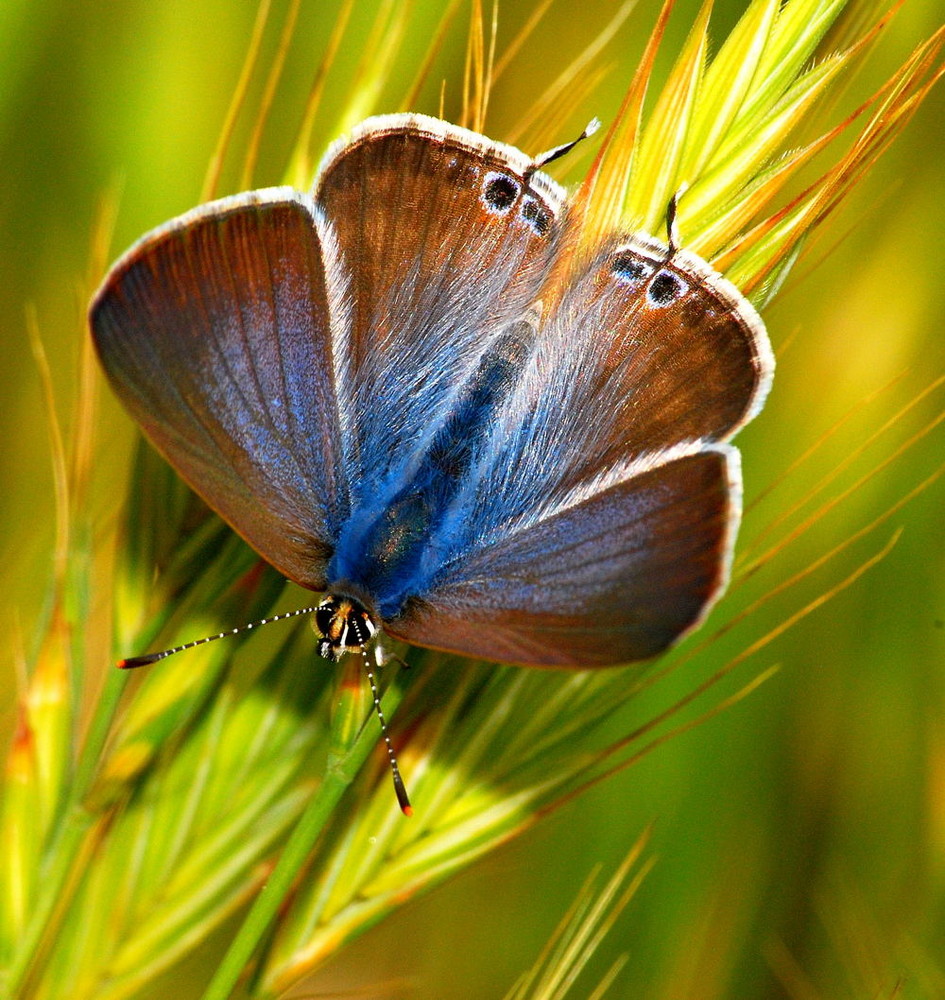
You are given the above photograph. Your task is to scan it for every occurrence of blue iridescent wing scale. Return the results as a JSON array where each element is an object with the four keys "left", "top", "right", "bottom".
[{"left": 89, "top": 188, "right": 348, "bottom": 589}]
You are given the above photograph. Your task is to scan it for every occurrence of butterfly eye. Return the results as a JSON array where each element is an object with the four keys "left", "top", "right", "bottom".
[
  {"left": 521, "top": 197, "right": 552, "bottom": 236},
  {"left": 611, "top": 252, "right": 651, "bottom": 286},
  {"left": 482, "top": 172, "right": 519, "bottom": 213},
  {"left": 647, "top": 269, "right": 688, "bottom": 306}
]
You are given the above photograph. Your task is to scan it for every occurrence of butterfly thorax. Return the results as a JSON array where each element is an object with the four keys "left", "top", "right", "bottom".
[{"left": 314, "top": 592, "right": 378, "bottom": 660}]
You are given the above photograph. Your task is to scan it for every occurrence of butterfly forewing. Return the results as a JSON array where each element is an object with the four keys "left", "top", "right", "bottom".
[
  {"left": 562, "top": 235, "right": 771, "bottom": 443},
  {"left": 90, "top": 189, "right": 348, "bottom": 590},
  {"left": 387, "top": 448, "right": 739, "bottom": 666}
]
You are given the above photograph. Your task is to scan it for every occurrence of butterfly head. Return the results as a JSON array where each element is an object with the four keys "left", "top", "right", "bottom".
[{"left": 315, "top": 592, "right": 379, "bottom": 661}]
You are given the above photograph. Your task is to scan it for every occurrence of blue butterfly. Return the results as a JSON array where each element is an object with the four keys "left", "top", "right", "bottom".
[{"left": 90, "top": 114, "right": 773, "bottom": 808}]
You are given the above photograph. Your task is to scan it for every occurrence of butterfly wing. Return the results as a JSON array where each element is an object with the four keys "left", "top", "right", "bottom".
[
  {"left": 471, "top": 235, "right": 774, "bottom": 526},
  {"left": 313, "top": 114, "right": 566, "bottom": 495},
  {"left": 89, "top": 189, "right": 347, "bottom": 589},
  {"left": 386, "top": 235, "right": 772, "bottom": 665},
  {"left": 387, "top": 447, "right": 739, "bottom": 666},
  {"left": 558, "top": 234, "right": 771, "bottom": 461}
]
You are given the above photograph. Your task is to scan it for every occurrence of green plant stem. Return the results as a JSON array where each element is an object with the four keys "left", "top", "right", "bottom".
[
  {"left": 73, "top": 667, "right": 128, "bottom": 798},
  {"left": 5, "top": 661, "right": 129, "bottom": 999},
  {"left": 200, "top": 679, "right": 406, "bottom": 1000}
]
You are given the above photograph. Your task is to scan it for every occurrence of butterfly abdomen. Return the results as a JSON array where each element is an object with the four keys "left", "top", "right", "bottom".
[{"left": 328, "top": 326, "right": 532, "bottom": 616}]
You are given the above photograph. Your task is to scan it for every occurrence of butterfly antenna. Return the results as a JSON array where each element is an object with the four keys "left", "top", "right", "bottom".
[
  {"left": 526, "top": 118, "right": 602, "bottom": 178},
  {"left": 362, "top": 647, "right": 413, "bottom": 815},
  {"left": 117, "top": 606, "right": 319, "bottom": 668}
]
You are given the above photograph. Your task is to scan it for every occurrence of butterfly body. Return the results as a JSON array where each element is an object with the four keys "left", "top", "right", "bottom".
[
  {"left": 90, "top": 114, "right": 773, "bottom": 671},
  {"left": 327, "top": 320, "right": 531, "bottom": 623}
]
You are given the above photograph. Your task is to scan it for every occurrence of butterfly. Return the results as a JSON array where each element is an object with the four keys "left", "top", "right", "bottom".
[{"left": 90, "top": 114, "right": 773, "bottom": 809}]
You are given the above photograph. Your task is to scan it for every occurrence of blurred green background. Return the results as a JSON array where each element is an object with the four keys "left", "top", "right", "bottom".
[{"left": 2, "top": 0, "right": 944, "bottom": 996}]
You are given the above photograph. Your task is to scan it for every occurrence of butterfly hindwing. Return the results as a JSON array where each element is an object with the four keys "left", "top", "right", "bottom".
[
  {"left": 89, "top": 189, "right": 347, "bottom": 590},
  {"left": 471, "top": 234, "right": 773, "bottom": 521},
  {"left": 314, "top": 114, "right": 566, "bottom": 495}
]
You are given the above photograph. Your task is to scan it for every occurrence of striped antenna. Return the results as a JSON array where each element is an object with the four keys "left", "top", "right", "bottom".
[
  {"left": 362, "top": 647, "right": 412, "bottom": 815},
  {"left": 117, "top": 606, "right": 319, "bottom": 668},
  {"left": 666, "top": 182, "right": 689, "bottom": 256},
  {"left": 527, "top": 118, "right": 601, "bottom": 177},
  {"left": 117, "top": 605, "right": 413, "bottom": 815}
]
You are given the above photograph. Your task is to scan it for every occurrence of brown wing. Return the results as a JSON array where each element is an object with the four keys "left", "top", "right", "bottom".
[
  {"left": 89, "top": 189, "right": 347, "bottom": 590},
  {"left": 382, "top": 233, "right": 770, "bottom": 665},
  {"left": 387, "top": 448, "right": 738, "bottom": 667},
  {"left": 483, "top": 233, "right": 773, "bottom": 506},
  {"left": 438, "top": 232, "right": 772, "bottom": 546},
  {"left": 313, "top": 113, "right": 566, "bottom": 489}
]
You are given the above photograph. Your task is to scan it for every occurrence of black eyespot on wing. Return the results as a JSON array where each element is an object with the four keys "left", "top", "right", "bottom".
[
  {"left": 483, "top": 173, "right": 519, "bottom": 212},
  {"left": 521, "top": 197, "right": 551, "bottom": 236},
  {"left": 647, "top": 269, "right": 687, "bottom": 306},
  {"left": 611, "top": 252, "right": 651, "bottom": 286}
]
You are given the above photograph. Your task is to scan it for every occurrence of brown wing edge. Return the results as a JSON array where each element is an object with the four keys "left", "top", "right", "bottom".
[
  {"left": 89, "top": 187, "right": 325, "bottom": 314},
  {"left": 313, "top": 112, "right": 567, "bottom": 215}
]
